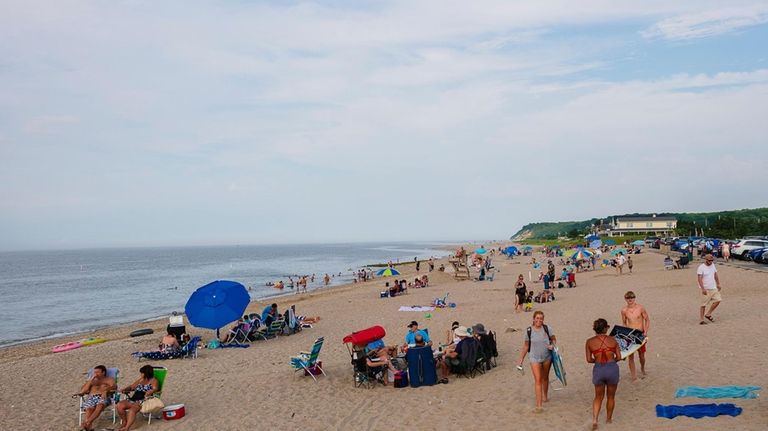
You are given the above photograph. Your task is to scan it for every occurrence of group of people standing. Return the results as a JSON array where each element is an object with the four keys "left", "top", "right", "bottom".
[{"left": 515, "top": 292, "right": 650, "bottom": 429}]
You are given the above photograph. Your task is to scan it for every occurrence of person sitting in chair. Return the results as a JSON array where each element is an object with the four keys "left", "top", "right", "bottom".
[
  {"left": 437, "top": 326, "right": 472, "bottom": 383},
  {"left": 261, "top": 303, "right": 278, "bottom": 326},
  {"left": 404, "top": 321, "right": 432, "bottom": 348},
  {"left": 116, "top": 365, "right": 159, "bottom": 431},
  {"left": 159, "top": 328, "right": 181, "bottom": 353},
  {"left": 75, "top": 365, "right": 116, "bottom": 431}
]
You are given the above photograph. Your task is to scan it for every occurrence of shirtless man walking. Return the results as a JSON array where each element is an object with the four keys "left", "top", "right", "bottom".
[
  {"left": 75, "top": 364, "right": 116, "bottom": 431},
  {"left": 620, "top": 291, "right": 650, "bottom": 381}
]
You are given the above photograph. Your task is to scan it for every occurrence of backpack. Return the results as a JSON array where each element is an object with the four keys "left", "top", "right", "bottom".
[{"left": 526, "top": 325, "right": 552, "bottom": 353}]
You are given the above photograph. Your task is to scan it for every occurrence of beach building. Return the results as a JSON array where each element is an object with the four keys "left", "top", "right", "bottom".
[{"left": 605, "top": 215, "right": 677, "bottom": 236}]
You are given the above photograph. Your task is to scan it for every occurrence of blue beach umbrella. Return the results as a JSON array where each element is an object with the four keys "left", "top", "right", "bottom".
[
  {"left": 585, "top": 234, "right": 599, "bottom": 241},
  {"left": 609, "top": 248, "right": 628, "bottom": 256},
  {"left": 504, "top": 246, "right": 518, "bottom": 255},
  {"left": 631, "top": 240, "right": 645, "bottom": 246},
  {"left": 605, "top": 239, "right": 616, "bottom": 245},
  {"left": 475, "top": 247, "right": 487, "bottom": 254},
  {"left": 376, "top": 268, "right": 401, "bottom": 277},
  {"left": 589, "top": 240, "right": 602, "bottom": 249},
  {"left": 523, "top": 245, "right": 533, "bottom": 251},
  {"left": 185, "top": 280, "right": 250, "bottom": 330}
]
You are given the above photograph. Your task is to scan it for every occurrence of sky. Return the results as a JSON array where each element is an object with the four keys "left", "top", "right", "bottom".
[{"left": 1, "top": 1, "right": 767, "bottom": 251}]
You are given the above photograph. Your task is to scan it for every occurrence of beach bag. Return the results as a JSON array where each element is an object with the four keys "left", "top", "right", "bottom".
[
  {"left": 141, "top": 397, "right": 165, "bottom": 414},
  {"left": 394, "top": 371, "right": 409, "bottom": 388}
]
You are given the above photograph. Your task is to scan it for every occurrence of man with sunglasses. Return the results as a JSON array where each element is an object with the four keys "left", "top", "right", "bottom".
[
  {"left": 697, "top": 254, "right": 722, "bottom": 325},
  {"left": 621, "top": 291, "right": 650, "bottom": 381}
]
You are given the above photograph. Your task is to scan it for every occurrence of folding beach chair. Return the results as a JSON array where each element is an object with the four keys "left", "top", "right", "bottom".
[
  {"left": 254, "top": 318, "right": 284, "bottom": 341},
  {"left": 290, "top": 337, "right": 327, "bottom": 382},
  {"left": 225, "top": 321, "right": 254, "bottom": 345},
  {"left": 141, "top": 366, "right": 167, "bottom": 425},
  {"left": 78, "top": 367, "right": 119, "bottom": 428},
  {"left": 284, "top": 306, "right": 302, "bottom": 335},
  {"left": 181, "top": 336, "right": 202, "bottom": 359}
]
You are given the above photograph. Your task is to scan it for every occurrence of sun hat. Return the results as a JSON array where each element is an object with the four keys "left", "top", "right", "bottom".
[
  {"left": 472, "top": 323, "right": 487, "bottom": 335},
  {"left": 454, "top": 326, "right": 471, "bottom": 337}
]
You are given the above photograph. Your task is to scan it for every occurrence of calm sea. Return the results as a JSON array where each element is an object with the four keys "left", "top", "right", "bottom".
[{"left": 0, "top": 242, "right": 453, "bottom": 346}]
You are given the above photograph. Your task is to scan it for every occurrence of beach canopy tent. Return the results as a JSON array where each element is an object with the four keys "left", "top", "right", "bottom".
[
  {"left": 585, "top": 234, "right": 600, "bottom": 241},
  {"left": 504, "top": 246, "right": 518, "bottom": 255},
  {"left": 343, "top": 325, "right": 386, "bottom": 346},
  {"left": 632, "top": 240, "right": 645, "bottom": 246},
  {"left": 605, "top": 239, "right": 616, "bottom": 245},
  {"left": 185, "top": 280, "right": 250, "bottom": 330},
  {"left": 609, "top": 248, "right": 628, "bottom": 256},
  {"left": 589, "top": 240, "right": 602, "bottom": 249},
  {"left": 570, "top": 248, "right": 593, "bottom": 261},
  {"left": 475, "top": 247, "right": 487, "bottom": 254},
  {"left": 376, "top": 268, "right": 400, "bottom": 277}
]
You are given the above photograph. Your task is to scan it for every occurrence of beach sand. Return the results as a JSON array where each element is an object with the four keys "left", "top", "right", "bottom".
[{"left": 1, "top": 246, "right": 767, "bottom": 430}]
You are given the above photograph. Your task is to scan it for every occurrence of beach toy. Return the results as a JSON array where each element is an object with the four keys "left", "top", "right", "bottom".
[
  {"left": 207, "top": 339, "right": 220, "bottom": 349},
  {"left": 52, "top": 341, "right": 82, "bottom": 353},
  {"left": 424, "top": 313, "right": 432, "bottom": 319},
  {"left": 449, "top": 303, "right": 457, "bottom": 308},
  {"left": 601, "top": 264, "right": 606, "bottom": 268},
  {"left": 130, "top": 328, "right": 154, "bottom": 337},
  {"left": 80, "top": 337, "right": 107, "bottom": 346},
  {"left": 162, "top": 404, "right": 186, "bottom": 421}
]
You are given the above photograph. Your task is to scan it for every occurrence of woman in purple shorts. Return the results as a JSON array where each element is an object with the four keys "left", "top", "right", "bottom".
[{"left": 585, "top": 318, "right": 621, "bottom": 430}]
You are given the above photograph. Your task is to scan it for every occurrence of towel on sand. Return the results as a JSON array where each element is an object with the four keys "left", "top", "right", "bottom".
[
  {"left": 398, "top": 306, "right": 435, "bottom": 312},
  {"left": 656, "top": 403, "right": 742, "bottom": 419},
  {"left": 675, "top": 386, "right": 761, "bottom": 399}
]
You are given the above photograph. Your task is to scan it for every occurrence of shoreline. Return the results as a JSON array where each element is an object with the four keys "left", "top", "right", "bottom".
[{"left": 0, "top": 241, "right": 494, "bottom": 361}]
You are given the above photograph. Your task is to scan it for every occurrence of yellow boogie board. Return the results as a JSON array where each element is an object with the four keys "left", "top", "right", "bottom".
[{"left": 80, "top": 337, "right": 107, "bottom": 346}]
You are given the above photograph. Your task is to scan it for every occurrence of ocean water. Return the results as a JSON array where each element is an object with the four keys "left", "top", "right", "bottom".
[{"left": 0, "top": 242, "right": 453, "bottom": 347}]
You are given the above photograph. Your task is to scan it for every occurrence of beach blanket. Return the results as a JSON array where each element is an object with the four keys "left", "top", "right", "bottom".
[
  {"left": 675, "top": 386, "right": 761, "bottom": 399},
  {"left": 655, "top": 403, "right": 742, "bottom": 419},
  {"left": 398, "top": 306, "right": 435, "bottom": 312},
  {"left": 132, "top": 350, "right": 183, "bottom": 360}
]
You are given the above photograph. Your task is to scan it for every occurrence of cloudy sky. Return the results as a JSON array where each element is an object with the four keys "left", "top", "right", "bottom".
[{"left": 1, "top": 1, "right": 767, "bottom": 250}]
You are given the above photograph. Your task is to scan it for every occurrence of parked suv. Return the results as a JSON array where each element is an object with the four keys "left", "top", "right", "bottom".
[{"left": 731, "top": 239, "right": 768, "bottom": 260}]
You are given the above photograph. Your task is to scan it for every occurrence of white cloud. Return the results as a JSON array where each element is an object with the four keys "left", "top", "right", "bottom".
[{"left": 643, "top": 5, "right": 768, "bottom": 40}]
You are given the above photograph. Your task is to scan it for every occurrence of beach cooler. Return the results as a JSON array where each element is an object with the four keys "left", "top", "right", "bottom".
[
  {"left": 162, "top": 404, "right": 186, "bottom": 421},
  {"left": 406, "top": 346, "right": 437, "bottom": 388},
  {"left": 380, "top": 291, "right": 389, "bottom": 298}
]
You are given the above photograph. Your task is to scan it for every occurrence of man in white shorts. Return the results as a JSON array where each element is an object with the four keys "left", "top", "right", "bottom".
[{"left": 696, "top": 254, "right": 722, "bottom": 325}]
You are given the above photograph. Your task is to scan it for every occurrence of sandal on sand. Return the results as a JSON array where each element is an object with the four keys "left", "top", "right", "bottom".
[
  {"left": 439, "top": 378, "right": 449, "bottom": 384},
  {"left": 705, "top": 315, "right": 715, "bottom": 322},
  {"left": 699, "top": 320, "right": 707, "bottom": 325}
]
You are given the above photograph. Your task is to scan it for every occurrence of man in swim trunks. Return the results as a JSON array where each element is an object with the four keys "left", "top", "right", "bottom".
[
  {"left": 76, "top": 365, "right": 116, "bottom": 431},
  {"left": 620, "top": 291, "right": 650, "bottom": 381}
]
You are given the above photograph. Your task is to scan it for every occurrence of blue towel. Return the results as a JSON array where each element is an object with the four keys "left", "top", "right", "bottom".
[
  {"left": 656, "top": 403, "right": 742, "bottom": 419},
  {"left": 675, "top": 386, "right": 761, "bottom": 399}
]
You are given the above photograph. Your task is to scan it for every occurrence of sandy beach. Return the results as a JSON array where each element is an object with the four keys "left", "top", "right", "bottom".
[{"left": 1, "top": 246, "right": 766, "bottom": 431}]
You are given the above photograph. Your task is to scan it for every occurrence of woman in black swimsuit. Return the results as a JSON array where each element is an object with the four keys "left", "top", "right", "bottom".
[
  {"left": 585, "top": 318, "right": 621, "bottom": 430},
  {"left": 514, "top": 274, "right": 527, "bottom": 313}
]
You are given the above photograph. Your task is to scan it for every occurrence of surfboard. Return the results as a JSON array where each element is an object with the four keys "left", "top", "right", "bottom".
[
  {"left": 610, "top": 325, "right": 647, "bottom": 360},
  {"left": 551, "top": 346, "right": 567, "bottom": 386}
]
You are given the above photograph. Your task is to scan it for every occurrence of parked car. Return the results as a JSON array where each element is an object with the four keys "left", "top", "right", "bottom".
[
  {"left": 746, "top": 247, "right": 768, "bottom": 262},
  {"left": 645, "top": 236, "right": 659, "bottom": 245},
  {"left": 760, "top": 250, "right": 768, "bottom": 264},
  {"left": 731, "top": 239, "right": 768, "bottom": 260}
]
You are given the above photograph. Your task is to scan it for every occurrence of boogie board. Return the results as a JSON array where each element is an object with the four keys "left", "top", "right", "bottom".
[
  {"left": 80, "top": 337, "right": 107, "bottom": 346},
  {"left": 610, "top": 325, "right": 647, "bottom": 360},
  {"left": 551, "top": 346, "right": 567, "bottom": 386}
]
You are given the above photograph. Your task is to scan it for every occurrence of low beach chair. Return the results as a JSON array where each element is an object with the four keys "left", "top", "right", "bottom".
[
  {"left": 284, "top": 306, "right": 302, "bottom": 335},
  {"left": 290, "top": 337, "right": 327, "bottom": 382},
  {"left": 141, "top": 366, "right": 167, "bottom": 425},
  {"left": 78, "top": 367, "right": 120, "bottom": 428},
  {"left": 254, "top": 318, "right": 284, "bottom": 341},
  {"left": 181, "top": 336, "right": 201, "bottom": 359}
]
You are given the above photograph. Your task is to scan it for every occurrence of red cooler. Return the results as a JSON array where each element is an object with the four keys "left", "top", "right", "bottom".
[{"left": 162, "top": 404, "right": 186, "bottom": 420}]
